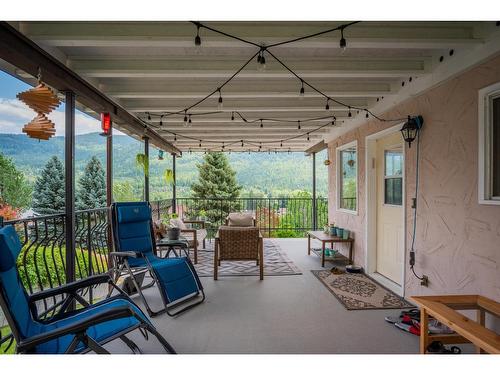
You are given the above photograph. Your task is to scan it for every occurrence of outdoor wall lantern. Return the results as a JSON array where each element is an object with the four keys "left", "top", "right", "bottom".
[
  {"left": 400, "top": 115, "right": 424, "bottom": 147},
  {"left": 158, "top": 150, "right": 165, "bottom": 160}
]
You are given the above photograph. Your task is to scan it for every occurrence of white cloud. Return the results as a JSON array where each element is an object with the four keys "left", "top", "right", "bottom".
[{"left": 0, "top": 98, "right": 124, "bottom": 136}]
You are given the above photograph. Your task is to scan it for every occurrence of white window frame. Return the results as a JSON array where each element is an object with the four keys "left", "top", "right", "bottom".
[
  {"left": 336, "top": 140, "right": 358, "bottom": 215},
  {"left": 478, "top": 81, "right": 500, "bottom": 205}
]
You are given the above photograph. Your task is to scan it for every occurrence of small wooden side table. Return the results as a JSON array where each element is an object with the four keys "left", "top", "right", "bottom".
[
  {"left": 410, "top": 295, "right": 500, "bottom": 354},
  {"left": 307, "top": 230, "right": 354, "bottom": 267},
  {"left": 156, "top": 237, "right": 193, "bottom": 262}
]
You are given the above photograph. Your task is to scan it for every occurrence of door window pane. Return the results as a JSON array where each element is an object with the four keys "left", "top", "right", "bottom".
[
  {"left": 339, "top": 146, "right": 357, "bottom": 211},
  {"left": 384, "top": 150, "right": 403, "bottom": 205}
]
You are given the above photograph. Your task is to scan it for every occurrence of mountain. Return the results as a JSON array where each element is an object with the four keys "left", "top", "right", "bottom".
[{"left": 0, "top": 133, "right": 328, "bottom": 199}]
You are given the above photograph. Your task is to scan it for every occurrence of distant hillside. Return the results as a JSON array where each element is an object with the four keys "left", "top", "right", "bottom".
[{"left": 0, "top": 133, "right": 328, "bottom": 199}]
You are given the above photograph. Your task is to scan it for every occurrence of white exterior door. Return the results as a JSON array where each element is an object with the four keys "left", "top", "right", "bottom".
[{"left": 375, "top": 132, "right": 404, "bottom": 285}]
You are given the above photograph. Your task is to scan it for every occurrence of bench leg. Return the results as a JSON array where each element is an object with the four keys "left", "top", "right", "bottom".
[{"left": 420, "top": 308, "right": 429, "bottom": 354}]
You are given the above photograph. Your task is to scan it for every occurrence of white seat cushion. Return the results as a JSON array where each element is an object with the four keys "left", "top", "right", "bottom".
[{"left": 227, "top": 212, "right": 254, "bottom": 227}]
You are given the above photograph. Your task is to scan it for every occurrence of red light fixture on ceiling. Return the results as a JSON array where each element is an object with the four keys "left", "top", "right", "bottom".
[{"left": 100, "top": 112, "right": 112, "bottom": 137}]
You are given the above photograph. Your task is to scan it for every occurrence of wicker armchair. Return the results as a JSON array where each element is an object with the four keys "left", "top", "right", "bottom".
[{"left": 214, "top": 226, "right": 263, "bottom": 280}]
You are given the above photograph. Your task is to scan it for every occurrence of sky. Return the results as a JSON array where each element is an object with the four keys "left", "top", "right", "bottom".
[{"left": 0, "top": 70, "right": 119, "bottom": 136}]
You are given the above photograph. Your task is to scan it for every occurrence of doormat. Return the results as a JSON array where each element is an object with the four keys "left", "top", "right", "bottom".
[
  {"left": 311, "top": 270, "right": 413, "bottom": 310},
  {"left": 193, "top": 240, "right": 302, "bottom": 277}
]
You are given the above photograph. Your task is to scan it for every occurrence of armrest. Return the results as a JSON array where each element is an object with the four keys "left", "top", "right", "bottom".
[
  {"left": 29, "top": 274, "right": 112, "bottom": 302},
  {"left": 109, "top": 251, "right": 142, "bottom": 259},
  {"left": 17, "top": 305, "right": 143, "bottom": 353},
  {"left": 183, "top": 220, "right": 206, "bottom": 228}
]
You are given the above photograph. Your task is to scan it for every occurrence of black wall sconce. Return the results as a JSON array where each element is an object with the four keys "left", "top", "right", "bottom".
[{"left": 400, "top": 115, "right": 424, "bottom": 147}]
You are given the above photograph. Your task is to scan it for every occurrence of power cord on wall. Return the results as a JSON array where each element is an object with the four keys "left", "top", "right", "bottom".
[{"left": 408, "top": 119, "right": 429, "bottom": 287}]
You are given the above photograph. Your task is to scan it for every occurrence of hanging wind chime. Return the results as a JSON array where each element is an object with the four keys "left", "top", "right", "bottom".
[{"left": 16, "top": 68, "right": 61, "bottom": 140}]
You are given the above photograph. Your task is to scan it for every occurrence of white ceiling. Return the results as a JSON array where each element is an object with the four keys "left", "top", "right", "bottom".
[{"left": 8, "top": 21, "right": 500, "bottom": 152}]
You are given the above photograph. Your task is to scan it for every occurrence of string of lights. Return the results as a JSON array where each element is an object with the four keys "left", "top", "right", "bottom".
[{"left": 141, "top": 21, "right": 408, "bottom": 151}]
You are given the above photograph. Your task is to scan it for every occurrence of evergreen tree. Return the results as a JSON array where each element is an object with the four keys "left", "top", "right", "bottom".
[
  {"left": 32, "top": 156, "right": 65, "bottom": 215},
  {"left": 0, "top": 153, "right": 32, "bottom": 210},
  {"left": 190, "top": 152, "right": 241, "bottom": 224},
  {"left": 77, "top": 156, "right": 106, "bottom": 210}
]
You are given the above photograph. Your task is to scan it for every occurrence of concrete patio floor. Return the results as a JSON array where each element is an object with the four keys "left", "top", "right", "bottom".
[{"left": 108, "top": 238, "right": 421, "bottom": 354}]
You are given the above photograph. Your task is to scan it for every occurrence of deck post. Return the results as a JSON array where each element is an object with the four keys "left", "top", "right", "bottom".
[
  {"left": 106, "top": 127, "right": 113, "bottom": 206},
  {"left": 106, "top": 126, "right": 113, "bottom": 269},
  {"left": 172, "top": 153, "right": 177, "bottom": 213},
  {"left": 64, "top": 91, "right": 76, "bottom": 286},
  {"left": 312, "top": 152, "right": 317, "bottom": 230},
  {"left": 143, "top": 136, "right": 150, "bottom": 202}
]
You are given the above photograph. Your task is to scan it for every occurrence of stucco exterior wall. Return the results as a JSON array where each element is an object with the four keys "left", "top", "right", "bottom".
[{"left": 327, "top": 53, "right": 500, "bottom": 300}]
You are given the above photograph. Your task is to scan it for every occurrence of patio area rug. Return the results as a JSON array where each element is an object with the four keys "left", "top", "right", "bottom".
[
  {"left": 192, "top": 239, "right": 302, "bottom": 277},
  {"left": 311, "top": 270, "right": 413, "bottom": 310}
]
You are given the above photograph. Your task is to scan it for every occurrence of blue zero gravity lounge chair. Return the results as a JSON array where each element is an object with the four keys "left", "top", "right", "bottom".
[
  {"left": 110, "top": 202, "right": 205, "bottom": 317},
  {"left": 0, "top": 225, "right": 176, "bottom": 354}
]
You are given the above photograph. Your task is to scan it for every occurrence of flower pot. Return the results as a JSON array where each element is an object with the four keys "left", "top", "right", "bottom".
[
  {"left": 167, "top": 227, "right": 180, "bottom": 240},
  {"left": 329, "top": 226, "right": 336, "bottom": 236},
  {"left": 342, "top": 229, "right": 350, "bottom": 240},
  {"left": 336, "top": 228, "right": 344, "bottom": 238}
]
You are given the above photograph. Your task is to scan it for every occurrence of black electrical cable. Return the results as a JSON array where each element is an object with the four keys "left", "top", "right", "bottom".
[
  {"left": 142, "top": 21, "right": 412, "bottom": 148},
  {"left": 266, "top": 49, "right": 407, "bottom": 123},
  {"left": 409, "top": 126, "right": 426, "bottom": 281}
]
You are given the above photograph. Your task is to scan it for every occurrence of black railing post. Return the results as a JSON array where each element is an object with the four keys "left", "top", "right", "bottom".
[
  {"left": 312, "top": 152, "right": 317, "bottom": 230},
  {"left": 65, "top": 91, "right": 76, "bottom": 288},
  {"left": 143, "top": 136, "right": 150, "bottom": 202},
  {"left": 268, "top": 198, "right": 271, "bottom": 237},
  {"left": 86, "top": 211, "right": 93, "bottom": 304},
  {"left": 172, "top": 153, "right": 177, "bottom": 214}
]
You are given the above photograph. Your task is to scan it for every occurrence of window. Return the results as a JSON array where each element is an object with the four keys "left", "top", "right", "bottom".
[
  {"left": 384, "top": 150, "right": 403, "bottom": 205},
  {"left": 478, "top": 82, "right": 500, "bottom": 205},
  {"left": 337, "top": 141, "right": 357, "bottom": 213}
]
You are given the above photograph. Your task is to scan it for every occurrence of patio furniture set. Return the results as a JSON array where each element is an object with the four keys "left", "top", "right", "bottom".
[{"left": 0, "top": 202, "right": 263, "bottom": 354}]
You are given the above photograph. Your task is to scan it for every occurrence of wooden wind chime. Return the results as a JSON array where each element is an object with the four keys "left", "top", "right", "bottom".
[{"left": 16, "top": 69, "right": 61, "bottom": 140}]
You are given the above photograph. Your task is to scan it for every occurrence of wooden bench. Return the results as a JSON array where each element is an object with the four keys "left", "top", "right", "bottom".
[{"left": 410, "top": 295, "right": 500, "bottom": 354}]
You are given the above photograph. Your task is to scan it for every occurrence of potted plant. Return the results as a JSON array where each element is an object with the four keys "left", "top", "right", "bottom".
[{"left": 167, "top": 213, "right": 181, "bottom": 240}]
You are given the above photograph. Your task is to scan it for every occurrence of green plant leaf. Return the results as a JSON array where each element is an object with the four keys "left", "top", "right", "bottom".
[
  {"left": 163, "top": 169, "right": 174, "bottom": 185},
  {"left": 135, "top": 153, "right": 149, "bottom": 177}
]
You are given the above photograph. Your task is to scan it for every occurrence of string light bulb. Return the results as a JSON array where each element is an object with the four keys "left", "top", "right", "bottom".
[
  {"left": 280, "top": 141, "right": 283, "bottom": 147},
  {"left": 217, "top": 89, "right": 223, "bottom": 110},
  {"left": 174, "top": 134, "right": 177, "bottom": 141},
  {"left": 199, "top": 140, "right": 202, "bottom": 148},
  {"left": 147, "top": 113, "right": 151, "bottom": 121},
  {"left": 183, "top": 111, "right": 188, "bottom": 127},
  {"left": 257, "top": 49, "right": 266, "bottom": 72},
  {"left": 260, "top": 119, "right": 263, "bottom": 128},
  {"left": 297, "top": 120, "right": 301, "bottom": 130},
  {"left": 339, "top": 26, "right": 347, "bottom": 51},
  {"left": 188, "top": 114, "right": 192, "bottom": 127},
  {"left": 365, "top": 111, "right": 369, "bottom": 119},
  {"left": 348, "top": 107, "right": 352, "bottom": 117},
  {"left": 325, "top": 99, "right": 330, "bottom": 111},
  {"left": 307, "top": 133, "right": 310, "bottom": 141},
  {"left": 241, "top": 139, "right": 244, "bottom": 147},
  {"left": 231, "top": 112, "right": 235, "bottom": 121},
  {"left": 159, "top": 115, "right": 163, "bottom": 126},
  {"left": 222, "top": 142, "right": 225, "bottom": 150},
  {"left": 194, "top": 24, "right": 201, "bottom": 46},
  {"left": 299, "top": 80, "right": 305, "bottom": 98}
]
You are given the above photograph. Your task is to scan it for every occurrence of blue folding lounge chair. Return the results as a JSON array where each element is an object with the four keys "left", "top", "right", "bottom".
[
  {"left": 0, "top": 225, "right": 176, "bottom": 354},
  {"left": 110, "top": 202, "right": 205, "bottom": 317}
]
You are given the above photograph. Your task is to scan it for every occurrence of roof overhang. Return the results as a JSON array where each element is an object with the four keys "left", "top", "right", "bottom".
[{"left": 0, "top": 22, "right": 181, "bottom": 155}]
